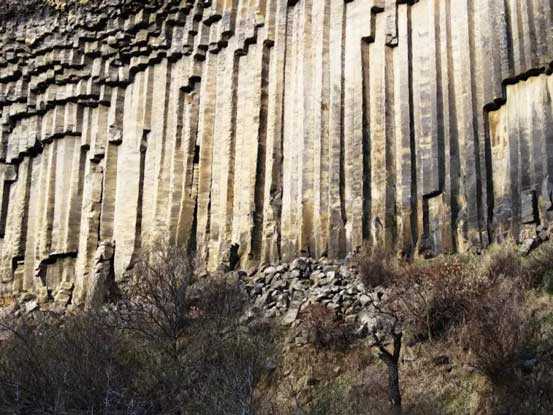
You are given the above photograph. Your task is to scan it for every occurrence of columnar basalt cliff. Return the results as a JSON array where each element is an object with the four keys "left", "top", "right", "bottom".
[{"left": 0, "top": 0, "right": 552, "bottom": 305}]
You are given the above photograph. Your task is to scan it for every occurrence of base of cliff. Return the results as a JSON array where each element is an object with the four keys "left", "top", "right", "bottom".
[{"left": 1, "top": 242, "right": 553, "bottom": 414}]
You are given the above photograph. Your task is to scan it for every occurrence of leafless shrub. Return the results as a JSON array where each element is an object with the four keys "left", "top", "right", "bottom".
[
  {"left": 390, "top": 257, "right": 481, "bottom": 343},
  {"left": 361, "top": 293, "right": 404, "bottom": 415},
  {"left": 460, "top": 279, "right": 531, "bottom": 383},
  {"left": 300, "top": 303, "right": 355, "bottom": 350},
  {"left": 0, "top": 241, "right": 275, "bottom": 415},
  {"left": 0, "top": 311, "right": 148, "bottom": 414},
  {"left": 483, "top": 242, "right": 527, "bottom": 285},
  {"left": 120, "top": 240, "right": 194, "bottom": 356},
  {"left": 356, "top": 245, "right": 399, "bottom": 290}
]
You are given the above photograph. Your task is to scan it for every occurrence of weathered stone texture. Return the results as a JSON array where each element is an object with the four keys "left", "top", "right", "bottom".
[{"left": 0, "top": 0, "right": 551, "bottom": 304}]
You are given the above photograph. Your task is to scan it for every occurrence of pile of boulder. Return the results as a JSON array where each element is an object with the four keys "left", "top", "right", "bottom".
[{"left": 242, "top": 257, "right": 371, "bottom": 326}]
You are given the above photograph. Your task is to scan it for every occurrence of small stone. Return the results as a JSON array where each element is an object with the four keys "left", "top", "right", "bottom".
[
  {"left": 18, "top": 292, "right": 36, "bottom": 303},
  {"left": 264, "top": 308, "right": 278, "bottom": 318},
  {"left": 282, "top": 308, "right": 300, "bottom": 325},
  {"left": 326, "top": 270, "right": 336, "bottom": 279},
  {"left": 24, "top": 300, "right": 39, "bottom": 314},
  {"left": 291, "top": 257, "right": 308, "bottom": 272},
  {"left": 37, "top": 287, "right": 49, "bottom": 304},
  {"left": 359, "top": 294, "right": 371, "bottom": 307},
  {"left": 54, "top": 291, "right": 71, "bottom": 306},
  {"left": 317, "top": 277, "right": 330, "bottom": 286},
  {"left": 277, "top": 264, "right": 289, "bottom": 273},
  {"left": 295, "top": 335, "right": 308, "bottom": 346},
  {"left": 520, "top": 237, "right": 538, "bottom": 255},
  {"left": 264, "top": 266, "right": 277, "bottom": 275}
]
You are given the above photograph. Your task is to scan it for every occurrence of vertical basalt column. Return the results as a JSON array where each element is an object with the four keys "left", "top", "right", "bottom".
[
  {"left": 281, "top": 1, "right": 301, "bottom": 260},
  {"left": 99, "top": 87, "right": 125, "bottom": 242},
  {"left": 327, "top": 0, "right": 346, "bottom": 259},
  {"left": 1, "top": 158, "right": 31, "bottom": 289},
  {"left": 344, "top": 0, "right": 371, "bottom": 253},
  {"left": 310, "top": 0, "right": 331, "bottom": 259},
  {"left": 261, "top": 0, "right": 287, "bottom": 264},
  {"left": 468, "top": 0, "right": 492, "bottom": 249},
  {"left": 207, "top": 45, "right": 239, "bottom": 270},
  {"left": 22, "top": 154, "right": 43, "bottom": 292},
  {"left": 231, "top": 35, "right": 270, "bottom": 266},
  {"left": 250, "top": 41, "right": 271, "bottom": 264},
  {"left": 488, "top": 74, "right": 553, "bottom": 242},
  {"left": 300, "top": 0, "right": 315, "bottom": 257},
  {"left": 366, "top": 7, "right": 396, "bottom": 250},
  {"left": 51, "top": 136, "right": 82, "bottom": 255},
  {"left": 113, "top": 68, "right": 154, "bottom": 279},
  {"left": 435, "top": 0, "right": 459, "bottom": 254},
  {"left": 73, "top": 162, "right": 103, "bottom": 305},
  {"left": 449, "top": 0, "right": 484, "bottom": 251},
  {"left": 166, "top": 64, "right": 187, "bottom": 245},
  {"left": 195, "top": 49, "right": 219, "bottom": 264},
  {"left": 411, "top": 0, "right": 444, "bottom": 254},
  {"left": 142, "top": 60, "right": 173, "bottom": 243},
  {"left": 37, "top": 141, "right": 58, "bottom": 262},
  {"left": 176, "top": 85, "right": 201, "bottom": 248},
  {"left": 393, "top": 3, "right": 417, "bottom": 256}
]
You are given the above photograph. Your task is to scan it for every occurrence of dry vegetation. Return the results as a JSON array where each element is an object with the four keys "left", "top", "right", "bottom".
[
  {"left": 0, "top": 240, "right": 553, "bottom": 414},
  {"left": 0, "top": 242, "right": 275, "bottom": 415}
]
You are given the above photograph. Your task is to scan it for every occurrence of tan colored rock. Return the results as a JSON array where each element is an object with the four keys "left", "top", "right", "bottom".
[{"left": 0, "top": 0, "right": 551, "bottom": 303}]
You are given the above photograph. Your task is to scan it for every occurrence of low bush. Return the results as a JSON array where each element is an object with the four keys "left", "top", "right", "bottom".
[
  {"left": 390, "top": 256, "right": 481, "bottom": 342},
  {"left": 460, "top": 279, "right": 531, "bottom": 383},
  {"left": 300, "top": 304, "right": 355, "bottom": 351},
  {"left": 0, "top": 242, "right": 275, "bottom": 415},
  {"left": 356, "top": 245, "right": 399, "bottom": 290},
  {"left": 525, "top": 241, "right": 553, "bottom": 289},
  {"left": 483, "top": 242, "right": 526, "bottom": 283}
]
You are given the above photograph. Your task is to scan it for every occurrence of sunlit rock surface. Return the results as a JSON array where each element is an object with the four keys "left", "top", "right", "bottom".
[{"left": 0, "top": 0, "right": 551, "bottom": 304}]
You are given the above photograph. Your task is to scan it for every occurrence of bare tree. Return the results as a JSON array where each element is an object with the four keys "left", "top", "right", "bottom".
[
  {"left": 360, "top": 292, "right": 403, "bottom": 415},
  {"left": 121, "top": 240, "right": 194, "bottom": 357}
]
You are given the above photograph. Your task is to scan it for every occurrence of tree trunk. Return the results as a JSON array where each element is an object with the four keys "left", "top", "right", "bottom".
[
  {"left": 385, "top": 358, "right": 402, "bottom": 415},
  {"left": 377, "top": 331, "right": 403, "bottom": 415}
]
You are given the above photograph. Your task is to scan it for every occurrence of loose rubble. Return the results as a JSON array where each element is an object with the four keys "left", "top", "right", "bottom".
[{"left": 242, "top": 257, "right": 367, "bottom": 325}]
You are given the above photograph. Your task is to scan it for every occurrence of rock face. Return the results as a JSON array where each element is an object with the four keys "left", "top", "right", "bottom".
[{"left": 0, "top": 0, "right": 551, "bottom": 304}]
